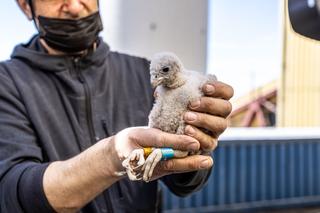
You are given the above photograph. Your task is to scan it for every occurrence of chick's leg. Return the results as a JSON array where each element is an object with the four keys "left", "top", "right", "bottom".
[
  {"left": 142, "top": 148, "right": 162, "bottom": 182},
  {"left": 142, "top": 148, "right": 189, "bottom": 182},
  {"left": 123, "top": 148, "right": 189, "bottom": 182}
]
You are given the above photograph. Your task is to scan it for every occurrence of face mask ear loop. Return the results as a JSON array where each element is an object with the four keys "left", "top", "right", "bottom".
[
  {"left": 27, "top": 0, "right": 35, "bottom": 19},
  {"left": 28, "top": 0, "right": 40, "bottom": 31}
]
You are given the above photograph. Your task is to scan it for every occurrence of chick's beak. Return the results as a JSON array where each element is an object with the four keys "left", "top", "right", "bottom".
[{"left": 151, "top": 76, "right": 164, "bottom": 88}]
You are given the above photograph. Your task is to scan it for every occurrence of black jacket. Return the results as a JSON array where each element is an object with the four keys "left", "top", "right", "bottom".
[{"left": 0, "top": 36, "right": 210, "bottom": 213}]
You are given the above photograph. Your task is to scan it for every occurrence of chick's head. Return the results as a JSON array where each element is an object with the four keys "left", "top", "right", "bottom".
[{"left": 150, "top": 52, "right": 184, "bottom": 88}]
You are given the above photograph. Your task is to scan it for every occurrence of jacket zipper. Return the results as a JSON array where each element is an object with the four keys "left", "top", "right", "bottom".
[
  {"left": 73, "top": 58, "right": 96, "bottom": 144},
  {"left": 73, "top": 58, "right": 113, "bottom": 213},
  {"left": 101, "top": 119, "right": 110, "bottom": 136}
]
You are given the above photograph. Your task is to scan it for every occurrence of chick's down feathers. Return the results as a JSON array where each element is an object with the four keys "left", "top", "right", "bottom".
[
  {"left": 121, "top": 52, "right": 217, "bottom": 182},
  {"left": 148, "top": 52, "right": 217, "bottom": 134}
]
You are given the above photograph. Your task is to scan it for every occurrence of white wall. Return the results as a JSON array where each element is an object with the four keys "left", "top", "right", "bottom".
[{"left": 100, "top": 0, "right": 208, "bottom": 72}]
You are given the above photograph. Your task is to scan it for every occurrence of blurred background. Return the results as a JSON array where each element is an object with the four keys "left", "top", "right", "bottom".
[{"left": 3, "top": 0, "right": 320, "bottom": 212}]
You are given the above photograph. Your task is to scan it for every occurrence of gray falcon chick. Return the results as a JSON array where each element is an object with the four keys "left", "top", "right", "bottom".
[{"left": 122, "top": 52, "right": 217, "bottom": 182}]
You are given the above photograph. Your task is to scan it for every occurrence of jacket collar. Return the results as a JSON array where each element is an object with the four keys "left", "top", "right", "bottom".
[{"left": 11, "top": 35, "right": 110, "bottom": 72}]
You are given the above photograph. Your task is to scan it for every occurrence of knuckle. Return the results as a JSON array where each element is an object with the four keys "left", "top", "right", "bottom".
[
  {"left": 225, "top": 101, "right": 233, "bottom": 116},
  {"left": 175, "top": 136, "right": 185, "bottom": 150},
  {"left": 228, "top": 86, "right": 235, "bottom": 99},
  {"left": 202, "top": 140, "right": 216, "bottom": 151},
  {"left": 201, "top": 134, "right": 219, "bottom": 151},
  {"left": 217, "top": 119, "right": 228, "bottom": 133},
  {"left": 157, "top": 133, "right": 167, "bottom": 147},
  {"left": 210, "top": 138, "right": 218, "bottom": 150},
  {"left": 202, "top": 146, "right": 210, "bottom": 152},
  {"left": 197, "top": 113, "right": 207, "bottom": 126},
  {"left": 202, "top": 97, "right": 213, "bottom": 108},
  {"left": 200, "top": 135, "right": 210, "bottom": 149},
  {"left": 204, "top": 97, "right": 222, "bottom": 114},
  {"left": 127, "top": 130, "right": 139, "bottom": 143},
  {"left": 164, "top": 160, "right": 174, "bottom": 171},
  {"left": 187, "top": 160, "right": 196, "bottom": 169}
]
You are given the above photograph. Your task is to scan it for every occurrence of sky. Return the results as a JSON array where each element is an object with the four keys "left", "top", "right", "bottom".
[
  {"left": 208, "top": 0, "right": 282, "bottom": 98},
  {"left": 0, "top": 2, "right": 36, "bottom": 60},
  {"left": 1, "top": 1, "right": 282, "bottom": 99}
]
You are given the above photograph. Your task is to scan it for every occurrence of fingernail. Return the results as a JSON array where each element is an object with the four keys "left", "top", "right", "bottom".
[
  {"left": 201, "top": 158, "right": 213, "bottom": 169},
  {"left": 189, "top": 100, "right": 200, "bottom": 109},
  {"left": 185, "top": 112, "right": 197, "bottom": 121},
  {"left": 185, "top": 125, "right": 195, "bottom": 136},
  {"left": 188, "top": 142, "right": 199, "bottom": 151},
  {"left": 205, "top": 85, "right": 215, "bottom": 94}
]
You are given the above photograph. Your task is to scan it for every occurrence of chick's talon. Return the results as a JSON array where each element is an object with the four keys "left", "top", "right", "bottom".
[
  {"left": 122, "top": 149, "right": 146, "bottom": 181},
  {"left": 142, "top": 148, "right": 162, "bottom": 182}
]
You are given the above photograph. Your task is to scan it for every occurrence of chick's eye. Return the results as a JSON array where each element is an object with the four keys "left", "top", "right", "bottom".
[{"left": 162, "top": 67, "right": 170, "bottom": 73}]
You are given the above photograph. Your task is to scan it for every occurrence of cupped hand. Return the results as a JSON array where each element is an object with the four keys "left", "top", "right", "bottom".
[
  {"left": 184, "top": 81, "right": 234, "bottom": 151},
  {"left": 110, "top": 127, "right": 200, "bottom": 172}
]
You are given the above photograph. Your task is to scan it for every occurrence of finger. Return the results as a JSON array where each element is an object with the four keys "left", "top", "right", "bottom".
[
  {"left": 160, "top": 155, "right": 213, "bottom": 173},
  {"left": 185, "top": 125, "right": 218, "bottom": 152},
  {"left": 148, "top": 151, "right": 162, "bottom": 180},
  {"left": 184, "top": 112, "right": 227, "bottom": 136},
  {"left": 189, "top": 97, "right": 232, "bottom": 118},
  {"left": 148, "top": 155, "right": 214, "bottom": 181},
  {"left": 203, "top": 81, "right": 234, "bottom": 100},
  {"left": 128, "top": 128, "right": 200, "bottom": 151}
]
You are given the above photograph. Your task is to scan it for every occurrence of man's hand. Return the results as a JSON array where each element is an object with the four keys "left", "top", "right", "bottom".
[
  {"left": 184, "top": 81, "right": 234, "bottom": 151},
  {"left": 43, "top": 127, "right": 203, "bottom": 212},
  {"left": 110, "top": 127, "right": 201, "bottom": 172},
  {"left": 111, "top": 127, "right": 217, "bottom": 182},
  {"left": 111, "top": 81, "right": 233, "bottom": 182}
]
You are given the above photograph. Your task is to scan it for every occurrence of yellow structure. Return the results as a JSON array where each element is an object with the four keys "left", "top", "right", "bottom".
[
  {"left": 229, "top": 80, "right": 277, "bottom": 127},
  {"left": 278, "top": 0, "right": 320, "bottom": 127}
]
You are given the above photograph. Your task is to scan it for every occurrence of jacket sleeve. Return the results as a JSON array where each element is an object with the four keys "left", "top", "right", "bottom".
[
  {"left": 161, "top": 167, "right": 212, "bottom": 197},
  {"left": 0, "top": 65, "right": 55, "bottom": 213}
]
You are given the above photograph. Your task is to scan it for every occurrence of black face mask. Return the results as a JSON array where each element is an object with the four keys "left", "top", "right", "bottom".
[{"left": 37, "top": 11, "right": 103, "bottom": 53}]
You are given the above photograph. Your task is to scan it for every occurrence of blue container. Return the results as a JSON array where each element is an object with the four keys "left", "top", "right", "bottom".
[{"left": 161, "top": 129, "right": 320, "bottom": 212}]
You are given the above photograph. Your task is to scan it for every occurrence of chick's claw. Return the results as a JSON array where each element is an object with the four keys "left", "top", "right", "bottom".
[
  {"left": 122, "top": 147, "right": 181, "bottom": 182},
  {"left": 142, "top": 148, "right": 163, "bottom": 182},
  {"left": 122, "top": 149, "right": 145, "bottom": 181},
  {"left": 121, "top": 148, "right": 164, "bottom": 182}
]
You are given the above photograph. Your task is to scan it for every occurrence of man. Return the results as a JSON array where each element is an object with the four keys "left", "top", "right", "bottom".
[{"left": 0, "top": 0, "right": 233, "bottom": 212}]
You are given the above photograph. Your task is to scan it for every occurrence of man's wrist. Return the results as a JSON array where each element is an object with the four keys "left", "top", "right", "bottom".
[
  {"left": 100, "top": 136, "right": 126, "bottom": 179},
  {"left": 42, "top": 137, "right": 126, "bottom": 212}
]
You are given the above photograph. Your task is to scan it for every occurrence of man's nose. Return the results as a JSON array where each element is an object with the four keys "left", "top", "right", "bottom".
[{"left": 62, "top": 0, "right": 84, "bottom": 18}]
